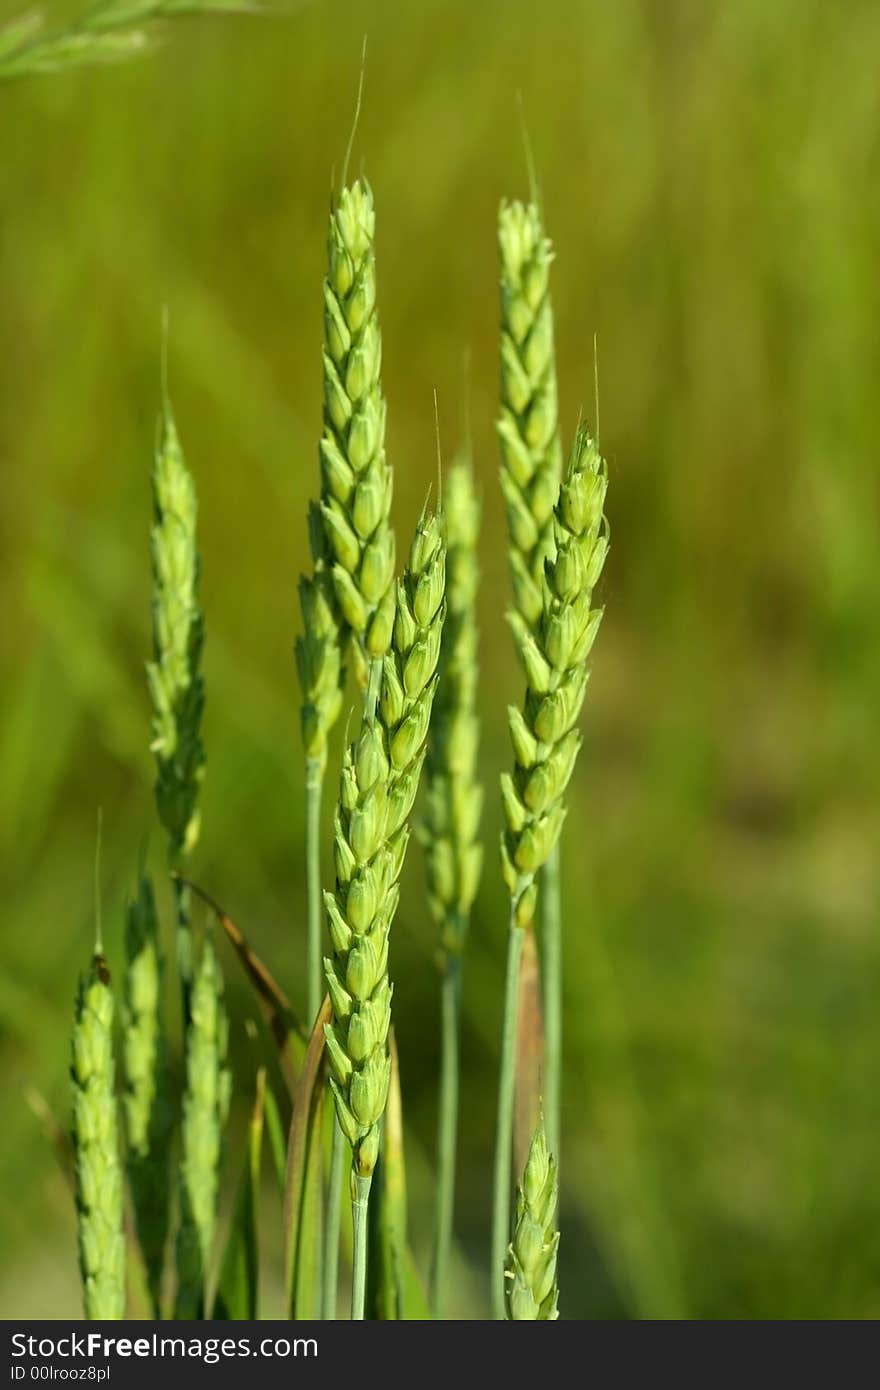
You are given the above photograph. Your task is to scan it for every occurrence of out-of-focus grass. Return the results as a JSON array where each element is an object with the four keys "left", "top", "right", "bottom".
[{"left": 2, "top": 0, "right": 879, "bottom": 1318}]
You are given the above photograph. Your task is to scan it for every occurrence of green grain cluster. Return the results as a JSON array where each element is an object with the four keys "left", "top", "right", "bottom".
[
  {"left": 505, "top": 1121, "right": 559, "bottom": 1320},
  {"left": 501, "top": 426, "right": 608, "bottom": 926},
  {"left": 174, "top": 940, "right": 231, "bottom": 1318},
  {"left": 72, "top": 953, "right": 125, "bottom": 1320},
  {"left": 122, "top": 875, "right": 172, "bottom": 1313},
  {"left": 324, "top": 510, "right": 446, "bottom": 1178},
  {"left": 319, "top": 180, "right": 396, "bottom": 683},
  {"left": 148, "top": 400, "right": 204, "bottom": 861},
  {"left": 423, "top": 462, "right": 483, "bottom": 955},
  {"left": 497, "top": 200, "right": 563, "bottom": 631}
]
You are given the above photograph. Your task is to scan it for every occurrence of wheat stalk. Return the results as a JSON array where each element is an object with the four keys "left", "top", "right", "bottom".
[
  {"left": 72, "top": 948, "right": 125, "bottom": 1319},
  {"left": 174, "top": 937, "right": 231, "bottom": 1318},
  {"left": 323, "top": 506, "right": 445, "bottom": 1318},
  {"left": 422, "top": 460, "right": 482, "bottom": 1316},
  {"left": 491, "top": 425, "right": 608, "bottom": 1316},
  {"left": 505, "top": 1118, "right": 559, "bottom": 1320},
  {"left": 122, "top": 874, "right": 172, "bottom": 1315}
]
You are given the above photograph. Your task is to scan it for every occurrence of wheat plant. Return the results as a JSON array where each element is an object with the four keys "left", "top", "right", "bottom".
[
  {"left": 491, "top": 424, "right": 608, "bottom": 1316},
  {"left": 57, "top": 85, "right": 607, "bottom": 1321},
  {"left": 497, "top": 198, "right": 568, "bottom": 1168},
  {"left": 323, "top": 507, "right": 446, "bottom": 1318}
]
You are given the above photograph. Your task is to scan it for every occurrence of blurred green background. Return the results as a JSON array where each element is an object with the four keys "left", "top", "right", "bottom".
[{"left": 2, "top": 0, "right": 879, "bottom": 1320}]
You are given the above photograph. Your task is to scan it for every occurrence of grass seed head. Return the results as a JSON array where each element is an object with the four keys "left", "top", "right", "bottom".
[
  {"left": 325, "top": 509, "right": 446, "bottom": 1177},
  {"left": 498, "top": 199, "right": 563, "bottom": 631},
  {"left": 320, "top": 180, "right": 395, "bottom": 676},
  {"left": 72, "top": 951, "right": 125, "bottom": 1319},
  {"left": 501, "top": 427, "right": 608, "bottom": 925},
  {"left": 422, "top": 462, "right": 483, "bottom": 954},
  {"left": 148, "top": 400, "right": 205, "bottom": 861},
  {"left": 174, "top": 938, "right": 231, "bottom": 1318},
  {"left": 505, "top": 1118, "right": 559, "bottom": 1320}
]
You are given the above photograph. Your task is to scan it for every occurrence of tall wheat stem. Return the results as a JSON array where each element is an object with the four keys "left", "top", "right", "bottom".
[
  {"left": 541, "top": 843, "right": 561, "bottom": 1160},
  {"left": 431, "top": 947, "right": 462, "bottom": 1315},
  {"left": 491, "top": 901, "right": 525, "bottom": 1320},
  {"left": 350, "top": 1173, "right": 372, "bottom": 1321}
]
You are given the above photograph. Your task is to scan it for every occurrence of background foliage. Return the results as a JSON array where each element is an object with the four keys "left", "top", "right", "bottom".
[{"left": 2, "top": 0, "right": 879, "bottom": 1318}]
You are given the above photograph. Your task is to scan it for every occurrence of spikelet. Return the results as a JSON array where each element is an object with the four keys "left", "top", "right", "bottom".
[
  {"left": 505, "top": 1119, "right": 559, "bottom": 1320},
  {"left": 318, "top": 180, "right": 396, "bottom": 682},
  {"left": 323, "top": 509, "right": 446, "bottom": 1177},
  {"left": 72, "top": 951, "right": 125, "bottom": 1319},
  {"left": 422, "top": 462, "right": 483, "bottom": 955},
  {"left": 147, "top": 397, "right": 204, "bottom": 862},
  {"left": 501, "top": 427, "right": 608, "bottom": 925},
  {"left": 497, "top": 199, "right": 564, "bottom": 631}
]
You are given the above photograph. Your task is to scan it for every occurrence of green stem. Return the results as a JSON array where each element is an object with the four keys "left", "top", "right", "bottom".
[
  {"left": 322, "top": 1119, "right": 346, "bottom": 1320},
  {"left": 541, "top": 841, "right": 561, "bottom": 1164},
  {"left": 305, "top": 756, "right": 323, "bottom": 1026},
  {"left": 490, "top": 903, "right": 525, "bottom": 1320},
  {"left": 431, "top": 948, "right": 462, "bottom": 1318},
  {"left": 173, "top": 870, "right": 193, "bottom": 1028},
  {"left": 350, "top": 1171, "right": 372, "bottom": 1321}
]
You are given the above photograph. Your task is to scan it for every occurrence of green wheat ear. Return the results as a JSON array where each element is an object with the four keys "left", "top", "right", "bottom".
[
  {"left": 148, "top": 396, "right": 205, "bottom": 864},
  {"left": 501, "top": 425, "right": 608, "bottom": 925},
  {"left": 319, "top": 179, "right": 396, "bottom": 683},
  {"left": 497, "top": 199, "right": 564, "bottom": 631},
  {"left": 122, "top": 875, "right": 172, "bottom": 1315},
  {"left": 324, "top": 507, "right": 447, "bottom": 1178},
  {"left": 72, "top": 950, "right": 125, "bottom": 1320},
  {"left": 174, "top": 938, "right": 231, "bottom": 1318},
  {"left": 423, "top": 460, "right": 484, "bottom": 954},
  {"left": 505, "top": 1119, "right": 559, "bottom": 1320}
]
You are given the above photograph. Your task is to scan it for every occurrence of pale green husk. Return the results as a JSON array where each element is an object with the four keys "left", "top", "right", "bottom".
[
  {"left": 147, "top": 399, "right": 204, "bottom": 862},
  {"left": 497, "top": 199, "right": 564, "bottom": 631},
  {"left": 505, "top": 1120, "right": 559, "bottom": 1320},
  {"left": 323, "top": 510, "right": 446, "bottom": 1177},
  {"left": 122, "top": 875, "right": 172, "bottom": 1313},
  {"left": 422, "top": 461, "right": 483, "bottom": 955},
  {"left": 501, "top": 426, "right": 608, "bottom": 925},
  {"left": 174, "top": 939, "right": 231, "bottom": 1317},
  {"left": 318, "top": 180, "right": 396, "bottom": 683},
  {"left": 72, "top": 953, "right": 125, "bottom": 1320}
]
